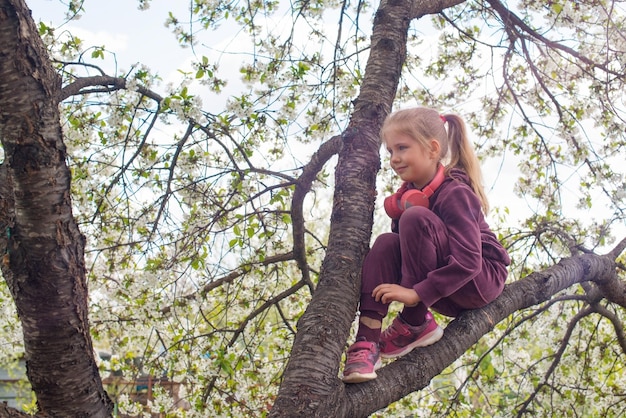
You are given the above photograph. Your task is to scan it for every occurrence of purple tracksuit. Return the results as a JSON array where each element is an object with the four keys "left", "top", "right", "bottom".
[{"left": 360, "top": 168, "right": 511, "bottom": 318}]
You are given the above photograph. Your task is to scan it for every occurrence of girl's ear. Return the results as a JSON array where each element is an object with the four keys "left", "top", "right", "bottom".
[{"left": 428, "top": 139, "right": 441, "bottom": 160}]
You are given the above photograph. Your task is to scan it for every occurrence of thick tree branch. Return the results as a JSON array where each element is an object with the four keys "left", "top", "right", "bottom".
[
  {"left": 608, "top": 236, "right": 626, "bottom": 260},
  {"left": 593, "top": 303, "right": 626, "bottom": 354},
  {"left": 344, "top": 250, "right": 622, "bottom": 417},
  {"left": 60, "top": 75, "right": 163, "bottom": 102},
  {"left": 408, "top": 0, "right": 465, "bottom": 20},
  {"left": 291, "top": 134, "right": 343, "bottom": 293},
  {"left": 0, "top": 403, "right": 32, "bottom": 418}
]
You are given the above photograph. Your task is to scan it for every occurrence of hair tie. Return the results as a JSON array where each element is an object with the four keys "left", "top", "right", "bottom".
[{"left": 440, "top": 115, "right": 446, "bottom": 123}]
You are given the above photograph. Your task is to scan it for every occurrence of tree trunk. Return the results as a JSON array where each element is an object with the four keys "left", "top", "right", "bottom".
[
  {"left": 270, "top": 0, "right": 413, "bottom": 416},
  {"left": 0, "top": 1, "right": 113, "bottom": 416}
]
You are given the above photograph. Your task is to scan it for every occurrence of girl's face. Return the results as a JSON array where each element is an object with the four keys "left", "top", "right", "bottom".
[{"left": 385, "top": 132, "right": 439, "bottom": 188}]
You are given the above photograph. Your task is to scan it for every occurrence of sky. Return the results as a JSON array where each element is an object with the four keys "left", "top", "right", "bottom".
[
  {"left": 29, "top": 0, "right": 255, "bottom": 111},
  {"left": 30, "top": 0, "right": 190, "bottom": 76},
  {"left": 25, "top": 0, "right": 626, "bottom": 251},
  {"left": 26, "top": 0, "right": 533, "bottom": 224}
]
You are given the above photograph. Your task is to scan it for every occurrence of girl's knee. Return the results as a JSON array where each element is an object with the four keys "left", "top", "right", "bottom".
[
  {"left": 399, "top": 206, "right": 440, "bottom": 229},
  {"left": 371, "top": 232, "right": 399, "bottom": 251}
]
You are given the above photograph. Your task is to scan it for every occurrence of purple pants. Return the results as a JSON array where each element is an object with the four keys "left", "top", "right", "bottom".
[{"left": 359, "top": 206, "right": 500, "bottom": 320}]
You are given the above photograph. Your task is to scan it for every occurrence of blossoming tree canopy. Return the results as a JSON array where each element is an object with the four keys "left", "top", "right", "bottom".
[{"left": 0, "top": 0, "right": 625, "bottom": 416}]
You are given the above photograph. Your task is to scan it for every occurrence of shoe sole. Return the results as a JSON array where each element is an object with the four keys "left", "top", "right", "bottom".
[
  {"left": 342, "top": 359, "right": 382, "bottom": 383},
  {"left": 380, "top": 326, "right": 444, "bottom": 359}
]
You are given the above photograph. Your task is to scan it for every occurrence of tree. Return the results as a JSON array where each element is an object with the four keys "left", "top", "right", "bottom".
[
  {"left": 0, "top": 0, "right": 112, "bottom": 416},
  {"left": 0, "top": 0, "right": 625, "bottom": 417}
]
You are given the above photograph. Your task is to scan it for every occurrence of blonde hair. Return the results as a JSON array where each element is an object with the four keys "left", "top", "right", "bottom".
[{"left": 381, "top": 107, "right": 489, "bottom": 213}]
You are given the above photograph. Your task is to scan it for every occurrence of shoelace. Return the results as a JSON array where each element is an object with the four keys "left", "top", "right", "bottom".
[
  {"left": 382, "top": 320, "right": 410, "bottom": 339},
  {"left": 347, "top": 348, "right": 373, "bottom": 363}
]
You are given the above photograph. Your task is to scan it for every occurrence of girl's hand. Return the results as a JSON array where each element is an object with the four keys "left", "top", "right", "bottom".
[{"left": 372, "top": 284, "right": 420, "bottom": 306}]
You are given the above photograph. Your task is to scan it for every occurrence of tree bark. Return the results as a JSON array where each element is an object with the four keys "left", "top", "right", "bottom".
[
  {"left": 270, "top": 0, "right": 623, "bottom": 416},
  {"left": 0, "top": 0, "right": 623, "bottom": 417},
  {"left": 340, "top": 251, "right": 621, "bottom": 417},
  {"left": 0, "top": 1, "right": 113, "bottom": 416},
  {"left": 270, "top": 0, "right": 417, "bottom": 416}
]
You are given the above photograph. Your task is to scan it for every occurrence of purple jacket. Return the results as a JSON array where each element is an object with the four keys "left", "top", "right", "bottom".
[{"left": 396, "top": 168, "right": 511, "bottom": 311}]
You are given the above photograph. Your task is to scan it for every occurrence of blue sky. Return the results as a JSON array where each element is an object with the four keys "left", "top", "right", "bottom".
[
  {"left": 27, "top": 0, "right": 625, "bottom": 249},
  {"left": 27, "top": 0, "right": 529, "bottom": 224},
  {"left": 30, "top": 0, "right": 192, "bottom": 76}
]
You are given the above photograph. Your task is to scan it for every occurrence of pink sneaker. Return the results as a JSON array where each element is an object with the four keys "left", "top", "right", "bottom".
[
  {"left": 342, "top": 339, "right": 382, "bottom": 383},
  {"left": 379, "top": 311, "right": 443, "bottom": 359}
]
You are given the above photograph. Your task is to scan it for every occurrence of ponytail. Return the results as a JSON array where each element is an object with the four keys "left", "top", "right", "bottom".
[
  {"left": 381, "top": 107, "right": 489, "bottom": 214},
  {"left": 442, "top": 113, "right": 490, "bottom": 214}
]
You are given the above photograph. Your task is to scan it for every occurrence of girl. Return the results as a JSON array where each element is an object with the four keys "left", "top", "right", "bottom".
[{"left": 342, "top": 107, "right": 510, "bottom": 383}]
